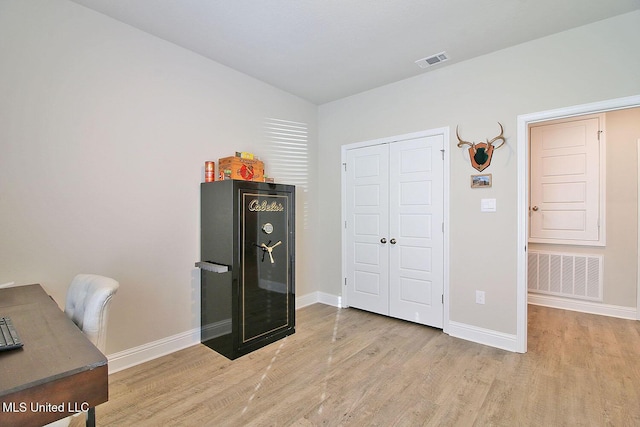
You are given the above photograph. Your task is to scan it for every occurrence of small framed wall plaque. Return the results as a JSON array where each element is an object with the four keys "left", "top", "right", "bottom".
[{"left": 471, "top": 173, "right": 492, "bottom": 188}]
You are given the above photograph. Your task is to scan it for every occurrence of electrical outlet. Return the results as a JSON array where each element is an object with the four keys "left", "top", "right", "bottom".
[{"left": 476, "top": 290, "right": 485, "bottom": 304}]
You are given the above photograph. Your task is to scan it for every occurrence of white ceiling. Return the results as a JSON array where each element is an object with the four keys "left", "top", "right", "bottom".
[{"left": 69, "top": 0, "right": 640, "bottom": 105}]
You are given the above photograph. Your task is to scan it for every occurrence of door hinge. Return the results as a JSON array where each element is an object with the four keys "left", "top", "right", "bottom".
[
  {"left": 441, "top": 294, "right": 444, "bottom": 304},
  {"left": 344, "top": 277, "right": 347, "bottom": 287},
  {"left": 597, "top": 130, "right": 604, "bottom": 141},
  {"left": 440, "top": 149, "right": 445, "bottom": 160},
  {"left": 442, "top": 222, "right": 444, "bottom": 233},
  {"left": 343, "top": 162, "right": 347, "bottom": 172},
  {"left": 345, "top": 220, "right": 347, "bottom": 229}
]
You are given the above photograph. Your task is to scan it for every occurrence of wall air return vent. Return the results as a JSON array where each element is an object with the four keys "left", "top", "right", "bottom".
[
  {"left": 528, "top": 250, "right": 603, "bottom": 301},
  {"left": 415, "top": 51, "right": 449, "bottom": 69}
]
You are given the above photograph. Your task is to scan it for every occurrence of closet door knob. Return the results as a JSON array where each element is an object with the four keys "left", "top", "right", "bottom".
[
  {"left": 532, "top": 206, "right": 539, "bottom": 212},
  {"left": 380, "top": 238, "right": 387, "bottom": 244},
  {"left": 390, "top": 238, "right": 397, "bottom": 244}
]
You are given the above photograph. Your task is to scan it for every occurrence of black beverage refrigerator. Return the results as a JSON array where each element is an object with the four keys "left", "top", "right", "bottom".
[{"left": 197, "top": 180, "right": 295, "bottom": 359}]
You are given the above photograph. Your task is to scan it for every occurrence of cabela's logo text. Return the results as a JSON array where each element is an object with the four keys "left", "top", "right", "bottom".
[{"left": 248, "top": 199, "right": 284, "bottom": 212}]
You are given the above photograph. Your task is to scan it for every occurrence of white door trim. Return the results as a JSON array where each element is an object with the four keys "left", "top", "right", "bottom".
[
  {"left": 517, "top": 94, "right": 640, "bottom": 352},
  {"left": 637, "top": 138, "right": 640, "bottom": 320},
  {"left": 341, "top": 127, "right": 450, "bottom": 333}
]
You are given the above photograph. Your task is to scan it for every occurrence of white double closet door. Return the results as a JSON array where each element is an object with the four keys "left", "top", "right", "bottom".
[{"left": 345, "top": 135, "right": 444, "bottom": 328}]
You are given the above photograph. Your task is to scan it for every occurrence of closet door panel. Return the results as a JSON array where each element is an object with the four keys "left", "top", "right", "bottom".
[
  {"left": 389, "top": 136, "right": 444, "bottom": 327},
  {"left": 345, "top": 144, "right": 390, "bottom": 315}
]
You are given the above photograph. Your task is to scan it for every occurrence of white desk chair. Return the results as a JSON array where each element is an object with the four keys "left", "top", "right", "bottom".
[
  {"left": 64, "top": 274, "right": 119, "bottom": 353},
  {"left": 46, "top": 274, "right": 119, "bottom": 427}
]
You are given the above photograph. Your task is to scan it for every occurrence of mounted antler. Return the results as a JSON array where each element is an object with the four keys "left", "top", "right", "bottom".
[
  {"left": 456, "top": 126, "right": 476, "bottom": 151},
  {"left": 456, "top": 122, "right": 506, "bottom": 172},
  {"left": 486, "top": 122, "right": 506, "bottom": 150}
]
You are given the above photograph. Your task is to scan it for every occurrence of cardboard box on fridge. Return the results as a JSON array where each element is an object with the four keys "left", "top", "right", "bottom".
[{"left": 218, "top": 156, "right": 265, "bottom": 182}]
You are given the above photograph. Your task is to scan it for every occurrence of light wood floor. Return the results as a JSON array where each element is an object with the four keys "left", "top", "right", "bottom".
[{"left": 78, "top": 304, "right": 640, "bottom": 426}]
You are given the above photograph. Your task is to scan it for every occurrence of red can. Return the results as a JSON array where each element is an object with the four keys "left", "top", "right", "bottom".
[{"left": 205, "top": 161, "right": 215, "bottom": 182}]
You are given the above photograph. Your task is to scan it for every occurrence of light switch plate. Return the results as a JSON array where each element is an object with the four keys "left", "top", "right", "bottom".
[{"left": 481, "top": 198, "right": 496, "bottom": 212}]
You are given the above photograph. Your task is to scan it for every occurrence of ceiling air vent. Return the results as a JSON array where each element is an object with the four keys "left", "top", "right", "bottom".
[{"left": 415, "top": 51, "right": 449, "bottom": 69}]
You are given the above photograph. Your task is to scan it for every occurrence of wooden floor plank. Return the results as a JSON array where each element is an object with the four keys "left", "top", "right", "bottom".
[{"left": 69, "top": 304, "right": 640, "bottom": 426}]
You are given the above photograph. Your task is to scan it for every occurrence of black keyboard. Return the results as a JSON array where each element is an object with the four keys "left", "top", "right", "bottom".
[{"left": 0, "top": 317, "right": 23, "bottom": 351}]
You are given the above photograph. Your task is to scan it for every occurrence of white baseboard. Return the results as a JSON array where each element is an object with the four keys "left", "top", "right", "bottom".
[
  {"left": 528, "top": 293, "right": 637, "bottom": 320},
  {"left": 295, "top": 292, "right": 319, "bottom": 309},
  {"left": 108, "top": 327, "right": 200, "bottom": 374},
  {"left": 296, "top": 291, "right": 342, "bottom": 308},
  {"left": 316, "top": 291, "right": 342, "bottom": 307},
  {"left": 108, "top": 291, "right": 342, "bottom": 373},
  {"left": 113, "top": 291, "right": 564, "bottom": 373},
  {"left": 447, "top": 321, "right": 519, "bottom": 352}
]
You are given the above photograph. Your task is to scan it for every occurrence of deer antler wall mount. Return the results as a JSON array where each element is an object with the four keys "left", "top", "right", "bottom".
[{"left": 456, "top": 122, "right": 506, "bottom": 172}]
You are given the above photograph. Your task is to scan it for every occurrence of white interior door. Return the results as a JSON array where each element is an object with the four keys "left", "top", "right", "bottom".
[
  {"left": 389, "top": 136, "right": 444, "bottom": 327},
  {"left": 345, "top": 135, "right": 444, "bottom": 328},
  {"left": 529, "top": 116, "right": 603, "bottom": 245},
  {"left": 345, "top": 144, "right": 390, "bottom": 316}
]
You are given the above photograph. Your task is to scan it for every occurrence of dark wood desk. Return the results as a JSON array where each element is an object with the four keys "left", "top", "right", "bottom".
[{"left": 0, "top": 284, "right": 108, "bottom": 427}]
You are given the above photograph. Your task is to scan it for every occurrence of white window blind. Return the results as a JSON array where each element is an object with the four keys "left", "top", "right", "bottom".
[
  {"left": 264, "top": 118, "right": 308, "bottom": 188},
  {"left": 264, "top": 118, "right": 309, "bottom": 228}
]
